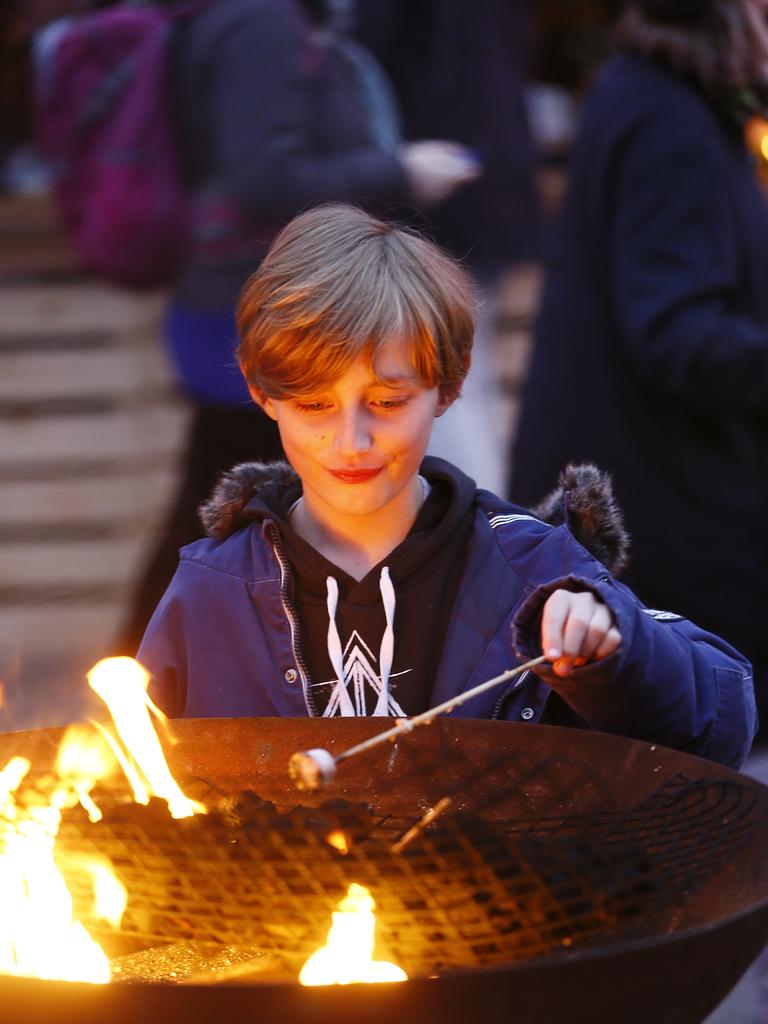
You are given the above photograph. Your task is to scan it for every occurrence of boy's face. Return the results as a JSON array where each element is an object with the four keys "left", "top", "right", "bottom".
[{"left": 252, "top": 339, "right": 450, "bottom": 526}]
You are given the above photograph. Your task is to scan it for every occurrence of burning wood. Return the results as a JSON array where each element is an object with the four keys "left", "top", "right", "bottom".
[{"left": 54, "top": 787, "right": 664, "bottom": 981}]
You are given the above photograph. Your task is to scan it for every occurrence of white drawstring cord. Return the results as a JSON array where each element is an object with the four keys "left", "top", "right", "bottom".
[
  {"left": 325, "top": 575, "right": 355, "bottom": 717},
  {"left": 373, "top": 566, "right": 395, "bottom": 716}
]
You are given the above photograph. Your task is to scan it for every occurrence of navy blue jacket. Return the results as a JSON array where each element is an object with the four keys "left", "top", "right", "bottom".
[
  {"left": 137, "top": 459, "right": 756, "bottom": 769},
  {"left": 511, "top": 52, "right": 768, "bottom": 708}
]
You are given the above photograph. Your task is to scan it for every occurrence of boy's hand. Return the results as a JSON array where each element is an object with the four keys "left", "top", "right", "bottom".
[{"left": 541, "top": 589, "right": 621, "bottom": 678}]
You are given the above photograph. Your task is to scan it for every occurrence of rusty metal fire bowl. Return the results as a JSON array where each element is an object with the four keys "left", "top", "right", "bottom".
[{"left": 0, "top": 717, "right": 766, "bottom": 1024}]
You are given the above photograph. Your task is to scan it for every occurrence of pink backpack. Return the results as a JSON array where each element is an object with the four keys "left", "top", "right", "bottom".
[{"left": 33, "top": 3, "right": 202, "bottom": 290}]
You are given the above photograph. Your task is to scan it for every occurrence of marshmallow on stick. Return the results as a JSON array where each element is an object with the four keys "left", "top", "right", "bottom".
[{"left": 288, "top": 655, "right": 547, "bottom": 792}]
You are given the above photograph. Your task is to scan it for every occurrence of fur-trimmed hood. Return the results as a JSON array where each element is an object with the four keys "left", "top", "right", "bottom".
[
  {"left": 199, "top": 460, "right": 630, "bottom": 575},
  {"left": 200, "top": 460, "right": 298, "bottom": 540},
  {"left": 528, "top": 463, "right": 630, "bottom": 576}
]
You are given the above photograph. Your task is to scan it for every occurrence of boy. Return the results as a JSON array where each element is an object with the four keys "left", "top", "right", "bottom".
[{"left": 138, "top": 204, "right": 756, "bottom": 767}]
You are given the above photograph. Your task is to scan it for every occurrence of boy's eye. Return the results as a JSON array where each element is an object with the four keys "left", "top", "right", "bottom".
[
  {"left": 295, "top": 400, "right": 331, "bottom": 412},
  {"left": 372, "top": 396, "right": 408, "bottom": 410}
]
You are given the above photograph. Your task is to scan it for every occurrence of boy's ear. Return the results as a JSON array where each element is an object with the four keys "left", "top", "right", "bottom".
[{"left": 248, "top": 384, "right": 277, "bottom": 420}]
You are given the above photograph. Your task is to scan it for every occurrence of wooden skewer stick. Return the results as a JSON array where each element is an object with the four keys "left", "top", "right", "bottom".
[
  {"left": 289, "top": 654, "right": 548, "bottom": 791},
  {"left": 391, "top": 797, "right": 453, "bottom": 854}
]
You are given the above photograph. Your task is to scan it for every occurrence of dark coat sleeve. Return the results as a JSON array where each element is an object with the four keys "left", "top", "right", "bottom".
[
  {"left": 507, "top": 525, "right": 757, "bottom": 769},
  {"left": 203, "top": 0, "right": 408, "bottom": 222},
  {"left": 609, "top": 98, "right": 768, "bottom": 415}
]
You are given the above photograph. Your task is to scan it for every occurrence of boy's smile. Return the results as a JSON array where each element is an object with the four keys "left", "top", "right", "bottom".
[
  {"left": 328, "top": 467, "right": 385, "bottom": 483},
  {"left": 252, "top": 338, "right": 450, "bottom": 561}
]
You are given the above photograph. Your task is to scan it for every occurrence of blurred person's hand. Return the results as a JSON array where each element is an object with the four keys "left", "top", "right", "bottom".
[{"left": 398, "top": 141, "right": 481, "bottom": 207}]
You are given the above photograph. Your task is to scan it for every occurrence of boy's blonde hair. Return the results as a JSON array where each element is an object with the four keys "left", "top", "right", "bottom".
[{"left": 236, "top": 204, "right": 475, "bottom": 402}]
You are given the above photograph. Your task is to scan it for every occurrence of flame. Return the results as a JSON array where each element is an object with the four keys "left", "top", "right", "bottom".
[
  {"left": 87, "top": 658, "right": 206, "bottom": 820},
  {"left": 0, "top": 755, "right": 117, "bottom": 982},
  {"left": 0, "top": 656, "right": 206, "bottom": 984},
  {"left": 59, "top": 853, "right": 128, "bottom": 929},
  {"left": 299, "top": 883, "right": 407, "bottom": 985},
  {"left": 56, "top": 725, "right": 118, "bottom": 823}
]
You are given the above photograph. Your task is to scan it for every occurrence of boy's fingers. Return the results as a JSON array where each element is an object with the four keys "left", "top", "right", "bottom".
[
  {"left": 543, "top": 591, "right": 621, "bottom": 677},
  {"left": 594, "top": 626, "right": 622, "bottom": 661},
  {"left": 540, "top": 589, "right": 572, "bottom": 660},
  {"left": 577, "top": 602, "right": 615, "bottom": 662},
  {"left": 560, "top": 593, "right": 596, "bottom": 661}
]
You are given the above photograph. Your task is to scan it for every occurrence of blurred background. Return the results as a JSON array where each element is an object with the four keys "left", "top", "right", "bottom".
[
  {"left": 2, "top": 0, "right": 767, "bottom": 731},
  {"left": 0, "top": 0, "right": 613, "bottom": 728},
  {"left": 3, "top": 5, "right": 768, "bottom": 1018}
]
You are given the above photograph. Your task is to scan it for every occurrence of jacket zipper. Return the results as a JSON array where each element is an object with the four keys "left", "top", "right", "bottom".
[
  {"left": 491, "top": 669, "right": 531, "bottom": 719},
  {"left": 265, "top": 522, "right": 320, "bottom": 717}
]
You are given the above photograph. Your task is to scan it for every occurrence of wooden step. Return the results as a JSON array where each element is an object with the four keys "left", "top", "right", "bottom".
[
  {"left": 0, "top": 470, "right": 177, "bottom": 528},
  {"left": 0, "top": 538, "right": 150, "bottom": 587},
  {"left": 2, "top": 406, "right": 188, "bottom": 465},
  {"left": 0, "top": 256, "right": 188, "bottom": 724}
]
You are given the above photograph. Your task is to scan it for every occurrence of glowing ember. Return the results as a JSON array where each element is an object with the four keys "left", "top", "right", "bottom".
[
  {"left": 87, "top": 657, "right": 206, "bottom": 820},
  {"left": 325, "top": 829, "right": 350, "bottom": 855},
  {"left": 299, "top": 883, "right": 407, "bottom": 986}
]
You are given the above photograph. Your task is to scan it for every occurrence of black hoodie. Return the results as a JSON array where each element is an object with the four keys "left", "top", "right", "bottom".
[{"left": 256, "top": 460, "right": 477, "bottom": 716}]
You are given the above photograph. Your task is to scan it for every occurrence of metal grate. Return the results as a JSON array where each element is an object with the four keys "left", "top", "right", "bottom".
[{"left": 52, "top": 773, "right": 759, "bottom": 981}]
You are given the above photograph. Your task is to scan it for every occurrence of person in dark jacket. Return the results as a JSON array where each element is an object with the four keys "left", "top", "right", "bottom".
[
  {"left": 116, "top": 0, "right": 478, "bottom": 654},
  {"left": 510, "top": 0, "right": 768, "bottom": 740},
  {"left": 354, "top": 0, "right": 541, "bottom": 278},
  {"left": 354, "top": 0, "right": 541, "bottom": 496},
  {"left": 137, "top": 204, "right": 756, "bottom": 769}
]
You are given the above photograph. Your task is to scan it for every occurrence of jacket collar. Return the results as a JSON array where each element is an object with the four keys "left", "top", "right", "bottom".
[{"left": 199, "top": 458, "right": 630, "bottom": 575}]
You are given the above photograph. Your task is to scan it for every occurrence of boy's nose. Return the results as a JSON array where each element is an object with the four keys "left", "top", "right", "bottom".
[{"left": 333, "top": 409, "right": 372, "bottom": 456}]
